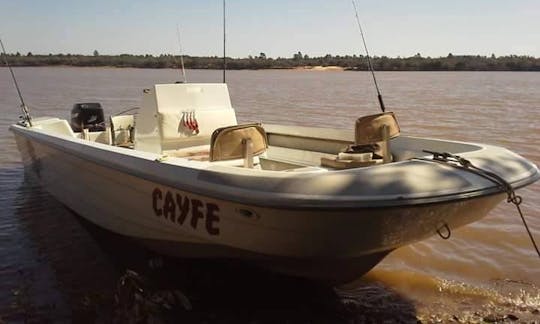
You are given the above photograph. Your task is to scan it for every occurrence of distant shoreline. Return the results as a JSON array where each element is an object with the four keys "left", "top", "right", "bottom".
[{"left": 1, "top": 53, "right": 539, "bottom": 71}]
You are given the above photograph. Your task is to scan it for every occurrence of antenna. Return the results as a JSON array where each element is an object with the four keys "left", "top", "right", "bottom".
[
  {"left": 351, "top": 0, "right": 386, "bottom": 113},
  {"left": 176, "top": 24, "right": 187, "bottom": 83},
  {"left": 0, "top": 36, "right": 33, "bottom": 126},
  {"left": 222, "top": 0, "right": 226, "bottom": 83}
]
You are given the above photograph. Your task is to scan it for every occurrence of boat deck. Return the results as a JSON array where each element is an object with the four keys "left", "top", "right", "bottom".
[{"left": 25, "top": 116, "right": 487, "bottom": 174}]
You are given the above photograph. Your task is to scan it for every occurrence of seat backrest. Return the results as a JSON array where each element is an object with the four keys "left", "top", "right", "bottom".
[
  {"left": 210, "top": 124, "right": 268, "bottom": 162},
  {"left": 355, "top": 112, "right": 400, "bottom": 145},
  {"left": 110, "top": 115, "right": 135, "bottom": 145},
  {"left": 353, "top": 112, "right": 400, "bottom": 163}
]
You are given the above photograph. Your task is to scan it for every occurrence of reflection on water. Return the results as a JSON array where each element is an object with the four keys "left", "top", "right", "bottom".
[
  {"left": 0, "top": 169, "right": 118, "bottom": 322},
  {"left": 1, "top": 68, "right": 539, "bottom": 322}
]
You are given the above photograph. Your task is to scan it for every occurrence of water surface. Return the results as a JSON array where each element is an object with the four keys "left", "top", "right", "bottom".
[{"left": 1, "top": 67, "right": 539, "bottom": 322}]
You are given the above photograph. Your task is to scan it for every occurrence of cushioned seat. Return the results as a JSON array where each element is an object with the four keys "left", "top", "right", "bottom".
[
  {"left": 209, "top": 123, "right": 268, "bottom": 168},
  {"left": 355, "top": 112, "right": 400, "bottom": 163},
  {"left": 321, "top": 112, "right": 400, "bottom": 169}
]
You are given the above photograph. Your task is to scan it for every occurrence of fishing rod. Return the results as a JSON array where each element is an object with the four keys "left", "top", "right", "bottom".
[
  {"left": 351, "top": 0, "right": 386, "bottom": 113},
  {"left": 0, "top": 37, "right": 33, "bottom": 126},
  {"left": 176, "top": 24, "right": 187, "bottom": 83},
  {"left": 222, "top": 0, "right": 226, "bottom": 83}
]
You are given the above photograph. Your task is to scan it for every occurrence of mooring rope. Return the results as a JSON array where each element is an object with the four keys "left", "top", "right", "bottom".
[{"left": 418, "top": 150, "right": 540, "bottom": 258}]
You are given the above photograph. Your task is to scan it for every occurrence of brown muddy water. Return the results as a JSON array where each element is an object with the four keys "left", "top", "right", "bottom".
[{"left": 1, "top": 67, "right": 539, "bottom": 323}]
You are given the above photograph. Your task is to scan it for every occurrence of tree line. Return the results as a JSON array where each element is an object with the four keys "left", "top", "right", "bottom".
[{"left": 2, "top": 52, "right": 539, "bottom": 71}]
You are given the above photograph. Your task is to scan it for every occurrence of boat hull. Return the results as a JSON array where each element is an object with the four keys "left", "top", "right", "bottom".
[{"left": 11, "top": 127, "right": 509, "bottom": 282}]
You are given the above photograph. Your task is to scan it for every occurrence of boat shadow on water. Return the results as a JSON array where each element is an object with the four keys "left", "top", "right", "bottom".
[{"left": 10, "top": 173, "right": 419, "bottom": 323}]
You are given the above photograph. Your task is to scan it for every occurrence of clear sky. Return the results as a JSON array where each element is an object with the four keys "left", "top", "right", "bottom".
[{"left": 1, "top": 0, "right": 539, "bottom": 58}]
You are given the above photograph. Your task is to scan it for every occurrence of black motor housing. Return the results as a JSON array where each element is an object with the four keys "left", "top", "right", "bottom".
[{"left": 70, "top": 103, "right": 106, "bottom": 132}]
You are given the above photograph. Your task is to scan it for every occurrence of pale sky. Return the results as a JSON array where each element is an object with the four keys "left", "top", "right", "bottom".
[{"left": 1, "top": 0, "right": 539, "bottom": 58}]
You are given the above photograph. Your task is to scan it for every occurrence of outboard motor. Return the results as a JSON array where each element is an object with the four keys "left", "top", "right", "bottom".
[{"left": 70, "top": 103, "right": 106, "bottom": 132}]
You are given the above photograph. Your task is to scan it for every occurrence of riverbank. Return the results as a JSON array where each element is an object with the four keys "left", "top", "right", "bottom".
[
  {"left": 294, "top": 65, "right": 345, "bottom": 71},
  {"left": 2, "top": 53, "right": 539, "bottom": 71}
]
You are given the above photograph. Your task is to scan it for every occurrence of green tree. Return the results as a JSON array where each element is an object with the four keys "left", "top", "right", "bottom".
[{"left": 93, "top": 50, "right": 99, "bottom": 56}]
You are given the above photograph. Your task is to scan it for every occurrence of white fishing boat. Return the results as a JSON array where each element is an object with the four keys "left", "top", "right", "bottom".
[{"left": 9, "top": 82, "right": 539, "bottom": 283}]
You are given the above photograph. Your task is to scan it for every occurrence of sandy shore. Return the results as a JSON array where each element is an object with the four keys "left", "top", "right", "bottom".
[{"left": 294, "top": 65, "right": 345, "bottom": 71}]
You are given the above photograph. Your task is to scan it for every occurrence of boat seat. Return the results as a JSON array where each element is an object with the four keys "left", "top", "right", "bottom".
[
  {"left": 110, "top": 115, "right": 134, "bottom": 147},
  {"left": 355, "top": 112, "right": 400, "bottom": 143},
  {"left": 210, "top": 123, "right": 268, "bottom": 168},
  {"left": 349, "top": 111, "right": 400, "bottom": 163},
  {"left": 321, "top": 112, "right": 400, "bottom": 169},
  {"left": 164, "top": 122, "right": 268, "bottom": 167}
]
